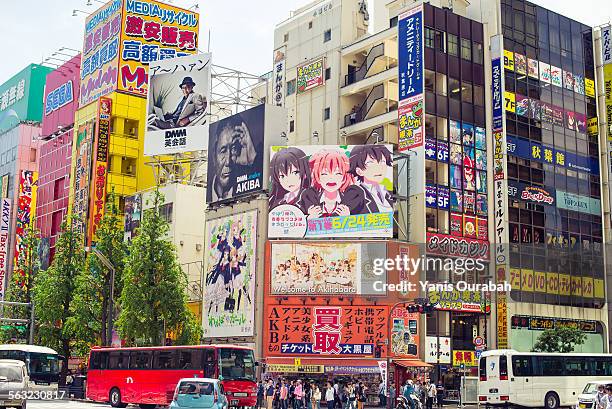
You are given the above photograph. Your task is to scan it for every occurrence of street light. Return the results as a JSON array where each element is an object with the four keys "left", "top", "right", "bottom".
[
  {"left": 85, "top": 246, "right": 116, "bottom": 346},
  {"left": 72, "top": 9, "right": 88, "bottom": 16}
]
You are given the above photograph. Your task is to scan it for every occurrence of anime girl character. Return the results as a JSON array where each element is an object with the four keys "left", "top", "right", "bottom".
[
  {"left": 463, "top": 156, "right": 475, "bottom": 191},
  {"left": 302, "top": 149, "right": 353, "bottom": 218},
  {"left": 269, "top": 147, "right": 311, "bottom": 213}
]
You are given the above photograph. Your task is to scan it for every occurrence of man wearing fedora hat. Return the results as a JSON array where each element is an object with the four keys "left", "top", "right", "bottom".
[{"left": 153, "top": 76, "right": 207, "bottom": 129}]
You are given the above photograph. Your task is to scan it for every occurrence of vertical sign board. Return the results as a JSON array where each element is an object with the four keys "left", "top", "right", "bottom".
[
  {"left": 492, "top": 34, "right": 509, "bottom": 349},
  {"left": 88, "top": 97, "right": 112, "bottom": 245},
  {"left": 0, "top": 199, "right": 11, "bottom": 301},
  {"left": 273, "top": 47, "right": 286, "bottom": 107},
  {"left": 602, "top": 25, "right": 612, "bottom": 238},
  {"left": 14, "top": 171, "right": 37, "bottom": 289},
  {"left": 73, "top": 121, "right": 96, "bottom": 236},
  {"left": 398, "top": 4, "right": 424, "bottom": 152}
]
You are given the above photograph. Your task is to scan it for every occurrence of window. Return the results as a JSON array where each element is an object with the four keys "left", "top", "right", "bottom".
[
  {"left": 204, "top": 349, "right": 216, "bottom": 378},
  {"left": 89, "top": 351, "right": 109, "bottom": 370},
  {"left": 108, "top": 351, "right": 129, "bottom": 370},
  {"left": 540, "top": 356, "right": 565, "bottom": 376},
  {"left": 448, "top": 34, "right": 459, "bottom": 56},
  {"left": 283, "top": 33, "right": 289, "bottom": 42},
  {"left": 425, "top": 27, "right": 435, "bottom": 48},
  {"left": 177, "top": 349, "right": 203, "bottom": 370},
  {"left": 461, "top": 38, "right": 471, "bottom": 60},
  {"left": 129, "top": 351, "right": 151, "bottom": 369},
  {"left": 472, "top": 43, "right": 483, "bottom": 64},
  {"left": 289, "top": 120, "right": 295, "bottom": 133},
  {"left": 30, "top": 148, "right": 37, "bottom": 162},
  {"left": 390, "top": 16, "right": 398, "bottom": 28},
  {"left": 153, "top": 350, "right": 176, "bottom": 370},
  {"left": 323, "top": 107, "right": 331, "bottom": 120},
  {"left": 160, "top": 203, "right": 173, "bottom": 223},
  {"left": 324, "top": 29, "right": 331, "bottom": 43},
  {"left": 286, "top": 79, "right": 296, "bottom": 96},
  {"left": 53, "top": 177, "right": 64, "bottom": 201},
  {"left": 308, "top": 21, "right": 313, "bottom": 29},
  {"left": 325, "top": 67, "right": 331, "bottom": 80},
  {"left": 512, "top": 356, "right": 532, "bottom": 376},
  {"left": 125, "top": 119, "right": 138, "bottom": 137}
]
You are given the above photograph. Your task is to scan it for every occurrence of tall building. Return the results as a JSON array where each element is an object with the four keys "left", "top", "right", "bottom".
[
  {"left": 36, "top": 55, "right": 81, "bottom": 265},
  {"left": 0, "top": 63, "right": 52, "bottom": 295}
]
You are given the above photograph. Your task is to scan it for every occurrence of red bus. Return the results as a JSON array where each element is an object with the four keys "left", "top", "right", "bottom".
[{"left": 87, "top": 344, "right": 257, "bottom": 408}]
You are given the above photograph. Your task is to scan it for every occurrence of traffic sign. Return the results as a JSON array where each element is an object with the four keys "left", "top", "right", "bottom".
[
  {"left": 473, "top": 336, "right": 485, "bottom": 347},
  {"left": 475, "top": 344, "right": 486, "bottom": 351},
  {"left": 475, "top": 350, "right": 483, "bottom": 359}
]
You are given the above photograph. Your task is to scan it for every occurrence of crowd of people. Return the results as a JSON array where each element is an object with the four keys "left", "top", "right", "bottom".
[{"left": 256, "top": 379, "right": 446, "bottom": 409}]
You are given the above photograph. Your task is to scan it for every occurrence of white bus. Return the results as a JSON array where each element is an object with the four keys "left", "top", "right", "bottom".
[
  {"left": 478, "top": 349, "right": 612, "bottom": 409},
  {"left": 0, "top": 345, "right": 61, "bottom": 391}
]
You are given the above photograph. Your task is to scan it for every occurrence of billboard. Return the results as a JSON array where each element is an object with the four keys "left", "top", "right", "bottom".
[
  {"left": 268, "top": 144, "right": 393, "bottom": 238},
  {"left": 0, "top": 199, "right": 11, "bottom": 300},
  {"left": 272, "top": 47, "right": 286, "bottom": 106},
  {"left": 206, "top": 105, "right": 267, "bottom": 204},
  {"left": 72, "top": 121, "right": 96, "bottom": 235},
  {"left": 269, "top": 241, "right": 387, "bottom": 295},
  {"left": 14, "top": 171, "right": 37, "bottom": 288},
  {"left": 79, "top": 0, "right": 122, "bottom": 107},
  {"left": 203, "top": 210, "right": 257, "bottom": 338},
  {"left": 118, "top": 0, "right": 199, "bottom": 96},
  {"left": 604, "top": 25, "right": 612, "bottom": 142},
  {"left": 263, "top": 305, "right": 388, "bottom": 356},
  {"left": 144, "top": 54, "right": 211, "bottom": 156},
  {"left": 88, "top": 97, "right": 112, "bottom": 244},
  {"left": 296, "top": 58, "right": 325, "bottom": 94},
  {"left": 390, "top": 307, "right": 419, "bottom": 358},
  {"left": 124, "top": 193, "right": 142, "bottom": 242},
  {"left": 42, "top": 55, "right": 81, "bottom": 137},
  {"left": 427, "top": 288, "right": 490, "bottom": 313},
  {"left": 398, "top": 4, "right": 424, "bottom": 151}
]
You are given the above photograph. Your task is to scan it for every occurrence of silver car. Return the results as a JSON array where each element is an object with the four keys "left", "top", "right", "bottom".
[{"left": 0, "top": 359, "right": 28, "bottom": 409}]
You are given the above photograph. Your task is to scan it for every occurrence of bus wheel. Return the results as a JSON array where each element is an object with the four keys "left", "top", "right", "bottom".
[
  {"left": 109, "top": 387, "right": 128, "bottom": 408},
  {"left": 545, "top": 392, "right": 559, "bottom": 409}
]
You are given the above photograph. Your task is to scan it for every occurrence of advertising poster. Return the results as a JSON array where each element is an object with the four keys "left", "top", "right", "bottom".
[
  {"left": 538, "top": 62, "right": 551, "bottom": 83},
  {"left": 145, "top": 54, "right": 211, "bottom": 155},
  {"left": 263, "top": 305, "right": 388, "bottom": 356},
  {"left": 573, "top": 74, "right": 584, "bottom": 95},
  {"left": 550, "top": 65, "right": 562, "bottom": 87},
  {"left": 588, "top": 117, "right": 598, "bottom": 137},
  {"left": 398, "top": 4, "right": 423, "bottom": 151},
  {"left": 0, "top": 199, "right": 11, "bottom": 300},
  {"left": 564, "top": 70, "right": 575, "bottom": 91},
  {"left": 0, "top": 175, "right": 7, "bottom": 198},
  {"left": 297, "top": 58, "right": 325, "bottom": 94},
  {"left": 206, "top": 105, "right": 266, "bottom": 204},
  {"left": 268, "top": 144, "right": 393, "bottom": 238},
  {"left": 203, "top": 210, "right": 257, "bottom": 337},
  {"left": 123, "top": 193, "right": 142, "bottom": 242},
  {"left": 14, "top": 171, "right": 37, "bottom": 288},
  {"left": 87, "top": 97, "right": 112, "bottom": 244},
  {"left": 118, "top": 0, "right": 199, "bottom": 96},
  {"left": 38, "top": 237, "right": 51, "bottom": 272},
  {"left": 515, "top": 94, "right": 529, "bottom": 117},
  {"left": 269, "top": 241, "right": 386, "bottom": 295},
  {"left": 79, "top": 0, "right": 121, "bottom": 107},
  {"left": 391, "top": 308, "right": 419, "bottom": 358},
  {"left": 603, "top": 25, "right": 612, "bottom": 64},
  {"left": 585, "top": 78, "right": 595, "bottom": 98},
  {"left": 527, "top": 58, "right": 538, "bottom": 78},
  {"left": 272, "top": 47, "right": 286, "bottom": 107},
  {"left": 428, "top": 288, "right": 490, "bottom": 313},
  {"left": 425, "top": 336, "right": 451, "bottom": 364},
  {"left": 514, "top": 53, "right": 527, "bottom": 75},
  {"left": 73, "top": 121, "right": 95, "bottom": 235}
]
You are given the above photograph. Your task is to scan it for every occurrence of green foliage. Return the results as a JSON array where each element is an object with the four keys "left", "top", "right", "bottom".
[
  {"left": 32, "top": 217, "right": 84, "bottom": 359},
  {"left": 0, "top": 228, "right": 40, "bottom": 343},
  {"left": 117, "top": 189, "right": 201, "bottom": 346},
  {"left": 532, "top": 326, "right": 587, "bottom": 353},
  {"left": 65, "top": 191, "right": 126, "bottom": 354}
]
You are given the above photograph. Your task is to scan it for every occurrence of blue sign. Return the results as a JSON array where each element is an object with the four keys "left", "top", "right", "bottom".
[
  {"left": 556, "top": 191, "right": 601, "bottom": 216},
  {"left": 44, "top": 80, "right": 74, "bottom": 115},
  {"left": 437, "top": 141, "right": 449, "bottom": 162},
  {"left": 425, "top": 137, "right": 437, "bottom": 160},
  {"left": 492, "top": 58, "right": 503, "bottom": 130},
  {"left": 437, "top": 186, "right": 450, "bottom": 210},
  {"left": 398, "top": 5, "right": 423, "bottom": 101},
  {"left": 426, "top": 184, "right": 437, "bottom": 208}
]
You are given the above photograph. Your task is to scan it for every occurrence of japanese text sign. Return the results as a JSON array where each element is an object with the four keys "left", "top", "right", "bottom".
[
  {"left": 398, "top": 5, "right": 423, "bottom": 101},
  {"left": 0, "top": 199, "right": 11, "bottom": 301},
  {"left": 296, "top": 58, "right": 325, "bottom": 94}
]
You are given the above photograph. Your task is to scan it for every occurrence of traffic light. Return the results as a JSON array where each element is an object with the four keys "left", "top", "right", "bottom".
[{"left": 406, "top": 302, "right": 435, "bottom": 315}]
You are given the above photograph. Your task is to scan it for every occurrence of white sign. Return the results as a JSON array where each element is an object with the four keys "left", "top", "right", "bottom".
[
  {"left": 425, "top": 336, "right": 451, "bottom": 364},
  {"left": 473, "top": 336, "right": 485, "bottom": 347},
  {"left": 145, "top": 53, "right": 212, "bottom": 156},
  {"left": 273, "top": 47, "right": 286, "bottom": 107},
  {"left": 602, "top": 25, "right": 611, "bottom": 65},
  {"left": 0, "top": 198, "right": 11, "bottom": 300},
  {"left": 377, "top": 361, "right": 388, "bottom": 388}
]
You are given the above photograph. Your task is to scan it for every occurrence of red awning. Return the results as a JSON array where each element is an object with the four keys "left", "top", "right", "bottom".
[{"left": 393, "top": 359, "right": 432, "bottom": 368}]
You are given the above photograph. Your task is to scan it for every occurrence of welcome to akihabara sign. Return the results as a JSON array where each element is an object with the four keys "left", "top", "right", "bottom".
[{"left": 79, "top": 0, "right": 200, "bottom": 107}]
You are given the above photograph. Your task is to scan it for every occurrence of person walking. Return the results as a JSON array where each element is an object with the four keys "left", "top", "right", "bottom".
[
  {"left": 313, "top": 383, "right": 322, "bottom": 409},
  {"left": 346, "top": 383, "right": 357, "bottom": 409},
  {"left": 594, "top": 385, "right": 606, "bottom": 409},
  {"left": 403, "top": 380, "right": 415, "bottom": 409},
  {"left": 426, "top": 381, "right": 436, "bottom": 409},
  {"left": 290, "top": 381, "right": 297, "bottom": 409},
  {"left": 295, "top": 380, "right": 305, "bottom": 409},
  {"left": 258, "top": 381, "right": 265, "bottom": 409},
  {"left": 280, "top": 380, "right": 289, "bottom": 409},
  {"left": 266, "top": 380, "right": 276, "bottom": 409},
  {"left": 357, "top": 382, "right": 367, "bottom": 409},
  {"left": 436, "top": 381, "right": 444, "bottom": 408},
  {"left": 389, "top": 384, "right": 396, "bottom": 408},
  {"left": 305, "top": 382, "right": 312, "bottom": 409},
  {"left": 378, "top": 380, "right": 387, "bottom": 408}
]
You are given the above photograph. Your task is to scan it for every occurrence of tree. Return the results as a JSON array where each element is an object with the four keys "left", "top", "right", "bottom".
[
  {"left": 117, "top": 189, "right": 201, "bottom": 346},
  {"left": 32, "top": 217, "right": 85, "bottom": 382},
  {"left": 0, "top": 228, "right": 40, "bottom": 343},
  {"left": 532, "top": 326, "right": 587, "bottom": 353},
  {"left": 65, "top": 191, "right": 126, "bottom": 353}
]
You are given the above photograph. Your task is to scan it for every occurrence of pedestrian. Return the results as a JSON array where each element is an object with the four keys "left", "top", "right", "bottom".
[
  {"left": 414, "top": 380, "right": 423, "bottom": 407},
  {"left": 595, "top": 385, "right": 606, "bottom": 409},
  {"left": 305, "top": 382, "right": 312, "bottom": 409},
  {"left": 290, "top": 381, "right": 297, "bottom": 409},
  {"left": 335, "top": 382, "right": 343, "bottom": 409},
  {"left": 258, "top": 381, "right": 265, "bottom": 408},
  {"left": 389, "top": 384, "right": 396, "bottom": 407},
  {"left": 295, "top": 380, "right": 305, "bottom": 409},
  {"left": 605, "top": 386, "right": 612, "bottom": 409},
  {"left": 378, "top": 380, "right": 387, "bottom": 407},
  {"left": 436, "top": 381, "right": 444, "bottom": 408},
  {"left": 281, "top": 380, "right": 289, "bottom": 409},
  {"left": 313, "top": 383, "right": 322, "bottom": 409},
  {"left": 403, "top": 380, "right": 415, "bottom": 409},
  {"left": 346, "top": 383, "right": 357, "bottom": 409},
  {"left": 357, "top": 382, "right": 367, "bottom": 409},
  {"left": 267, "top": 379, "right": 276, "bottom": 409},
  {"left": 326, "top": 382, "right": 336, "bottom": 409},
  {"left": 426, "top": 381, "right": 436, "bottom": 409}
]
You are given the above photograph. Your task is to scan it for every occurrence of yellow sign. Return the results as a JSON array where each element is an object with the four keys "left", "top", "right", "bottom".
[
  {"left": 534, "top": 271, "right": 546, "bottom": 293},
  {"left": 587, "top": 117, "right": 598, "bottom": 137},
  {"left": 605, "top": 64, "right": 612, "bottom": 141},
  {"left": 559, "top": 274, "right": 571, "bottom": 296},
  {"left": 595, "top": 279, "right": 605, "bottom": 298},
  {"left": 267, "top": 364, "right": 324, "bottom": 374},
  {"left": 503, "top": 50, "right": 514, "bottom": 71},
  {"left": 585, "top": 78, "right": 595, "bottom": 98},
  {"left": 453, "top": 350, "right": 478, "bottom": 367},
  {"left": 582, "top": 277, "right": 594, "bottom": 298},
  {"left": 521, "top": 269, "right": 534, "bottom": 292},
  {"left": 294, "top": 358, "right": 301, "bottom": 366},
  {"left": 510, "top": 268, "right": 521, "bottom": 290},
  {"left": 546, "top": 272, "right": 559, "bottom": 294},
  {"left": 504, "top": 91, "right": 515, "bottom": 112},
  {"left": 497, "top": 293, "right": 508, "bottom": 349},
  {"left": 117, "top": 0, "right": 200, "bottom": 97},
  {"left": 571, "top": 276, "right": 582, "bottom": 297}
]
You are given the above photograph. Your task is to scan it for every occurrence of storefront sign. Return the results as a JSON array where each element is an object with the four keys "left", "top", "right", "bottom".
[
  {"left": 556, "top": 190, "right": 601, "bottom": 216},
  {"left": 266, "top": 364, "right": 324, "bottom": 373},
  {"left": 398, "top": 4, "right": 423, "bottom": 151},
  {"left": 0, "top": 199, "right": 11, "bottom": 301},
  {"left": 503, "top": 50, "right": 514, "bottom": 71},
  {"left": 425, "top": 232, "right": 490, "bottom": 260},
  {"left": 585, "top": 78, "right": 595, "bottom": 98},
  {"left": 0, "top": 175, "right": 7, "bottom": 198},
  {"left": 297, "top": 58, "right": 325, "bottom": 94},
  {"left": 604, "top": 28, "right": 612, "bottom": 142},
  {"left": 325, "top": 366, "right": 381, "bottom": 375},
  {"left": 14, "top": 171, "right": 37, "bottom": 288},
  {"left": 44, "top": 80, "right": 74, "bottom": 115},
  {"left": 452, "top": 350, "right": 477, "bottom": 367},
  {"left": 118, "top": 0, "right": 199, "bottom": 96},
  {"left": 511, "top": 315, "right": 597, "bottom": 333},
  {"left": 603, "top": 25, "right": 612, "bottom": 64},
  {"left": 507, "top": 181, "right": 554, "bottom": 205},
  {"left": 497, "top": 292, "right": 508, "bottom": 348},
  {"left": 425, "top": 336, "right": 451, "bottom": 364},
  {"left": 587, "top": 117, "right": 598, "bottom": 137},
  {"left": 264, "top": 305, "right": 387, "bottom": 357},
  {"left": 272, "top": 47, "right": 286, "bottom": 106},
  {"left": 427, "top": 289, "right": 489, "bottom": 313}
]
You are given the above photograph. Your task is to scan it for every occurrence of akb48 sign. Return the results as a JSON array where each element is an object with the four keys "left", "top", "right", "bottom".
[{"left": 0, "top": 199, "right": 11, "bottom": 300}]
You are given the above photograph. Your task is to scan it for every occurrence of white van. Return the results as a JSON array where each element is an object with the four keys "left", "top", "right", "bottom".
[{"left": 0, "top": 359, "right": 28, "bottom": 409}]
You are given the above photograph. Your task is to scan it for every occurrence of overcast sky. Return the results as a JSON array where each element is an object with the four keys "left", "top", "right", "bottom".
[{"left": 0, "top": 0, "right": 610, "bottom": 82}]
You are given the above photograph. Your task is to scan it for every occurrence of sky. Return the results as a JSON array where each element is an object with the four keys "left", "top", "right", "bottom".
[{"left": 0, "top": 0, "right": 610, "bottom": 83}]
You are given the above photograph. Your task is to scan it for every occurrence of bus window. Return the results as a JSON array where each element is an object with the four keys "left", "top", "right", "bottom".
[
  {"left": 565, "top": 358, "right": 588, "bottom": 376},
  {"left": 219, "top": 348, "right": 255, "bottom": 380},
  {"left": 499, "top": 355, "right": 508, "bottom": 380},
  {"left": 479, "top": 357, "right": 487, "bottom": 381},
  {"left": 109, "top": 352, "right": 129, "bottom": 370},
  {"left": 512, "top": 355, "right": 532, "bottom": 377},
  {"left": 153, "top": 350, "right": 176, "bottom": 370},
  {"left": 204, "top": 349, "right": 215, "bottom": 378},
  {"left": 177, "top": 349, "right": 202, "bottom": 370},
  {"left": 540, "top": 356, "right": 564, "bottom": 376},
  {"left": 129, "top": 351, "right": 152, "bottom": 369},
  {"left": 90, "top": 351, "right": 109, "bottom": 370}
]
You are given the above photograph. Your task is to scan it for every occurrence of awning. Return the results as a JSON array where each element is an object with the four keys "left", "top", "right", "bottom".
[{"left": 392, "top": 359, "right": 432, "bottom": 368}]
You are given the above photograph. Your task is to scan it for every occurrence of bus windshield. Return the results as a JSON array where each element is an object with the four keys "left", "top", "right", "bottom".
[
  {"left": 29, "top": 353, "right": 60, "bottom": 376},
  {"left": 219, "top": 348, "right": 255, "bottom": 381}
]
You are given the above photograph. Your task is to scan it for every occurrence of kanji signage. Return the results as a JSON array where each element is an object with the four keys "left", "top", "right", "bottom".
[
  {"left": 0, "top": 199, "right": 11, "bottom": 301},
  {"left": 266, "top": 364, "right": 324, "bottom": 373},
  {"left": 511, "top": 315, "right": 597, "bottom": 333},
  {"left": 427, "top": 288, "right": 490, "bottom": 313},
  {"left": 425, "top": 336, "right": 451, "bottom": 364},
  {"left": 72, "top": 121, "right": 96, "bottom": 235},
  {"left": 296, "top": 58, "right": 325, "bottom": 94},
  {"left": 452, "top": 350, "right": 477, "bottom": 367},
  {"left": 272, "top": 47, "right": 286, "bottom": 107},
  {"left": 264, "top": 305, "right": 388, "bottom": 357},
  {"left": 14, "top": 171, "right": 37, "bottom": 289},
  {"left": 425, "top": 232, "right": 490, "bottom": 261}
]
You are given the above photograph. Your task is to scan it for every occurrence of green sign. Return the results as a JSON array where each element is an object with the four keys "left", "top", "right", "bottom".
[
  {"left": 0, "top": 64, "right": 52, "bottom": 133},
  {"left": 556, "top": 190, "right": 601, "bottom": 216}
]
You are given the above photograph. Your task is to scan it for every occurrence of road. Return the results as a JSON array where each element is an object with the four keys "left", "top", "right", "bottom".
[{"left": 27, "top": 400, "right": 140, "bottom": 409}]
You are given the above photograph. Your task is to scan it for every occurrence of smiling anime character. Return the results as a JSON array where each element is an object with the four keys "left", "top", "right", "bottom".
[
  {"left": 343, "top": 145, "right": 393, "bottom": 214},
  {"left": 302, "top": 149, "right": 353, "bottom": 218},
  {"left": 269, "top": 147, "right": 311, "bottom": 213}
]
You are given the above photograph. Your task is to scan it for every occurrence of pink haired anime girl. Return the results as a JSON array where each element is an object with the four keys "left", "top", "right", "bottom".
[{"left": 302, "top": 149, "right": 353, "bottom": 218}]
